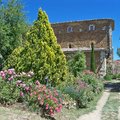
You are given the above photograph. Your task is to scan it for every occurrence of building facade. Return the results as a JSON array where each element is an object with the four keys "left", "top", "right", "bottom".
[{"left": 51, "top": 19, "right": 114, "bottom": 77}]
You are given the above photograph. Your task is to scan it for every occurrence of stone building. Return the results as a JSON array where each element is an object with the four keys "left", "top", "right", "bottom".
[{"left": 51, "top": 19, "right": 114, "bottom": 77}]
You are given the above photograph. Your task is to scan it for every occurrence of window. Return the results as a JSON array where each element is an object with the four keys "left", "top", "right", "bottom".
[
  {"left": 69, "top": 44, "right": 72, "bottom": 48},
  {"left": 91, "top": 42, "right": 94, "bottom": 48},
  {"left": 89, "top": 24, "right": 95, "bottom": 31},
  {"left": 67, "top": 26, "right": 73, "bottom": 33}
]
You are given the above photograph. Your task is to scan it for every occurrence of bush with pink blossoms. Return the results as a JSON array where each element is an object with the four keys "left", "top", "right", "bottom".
[
  {"left": 26, "top": 81, "right": 63, "bottom": 117},
  {"left": 0, "top": 69, "right": 34, "bottom": 105},
  {"left": 0, "top": 69, "right": 20, "bottom": 105},
  {"left": 0, "top": 69, "right": 63, "bottom": 117}
]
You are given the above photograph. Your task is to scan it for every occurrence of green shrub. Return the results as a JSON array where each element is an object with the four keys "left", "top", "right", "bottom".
[
  {"left": 68, "top": 51, "right": 86, "bottom": 77},
  {"left": 0, "top": 80, "right": 20, "bottom": 105},
  {"left": 0, "top": 69, "right": 35, "bottom": 105},
  {"left": 112, "top": 74, "right": 120, "bottom": 79},
  {"left": 5, "top": 9, "right": 67, "bottom": 87},
  {"left": 117, "top": 74, "right": 120, "bottom": 79},
  {"left": 79, "top": 73, "right": 103, "bottom": 94},
  {"left": 63, "top": 80, "right": 94, "bottom": 108},
  {"left": 56, "top": 72, "right": 75, "bottom": 92},
  {"left": 0, "top": 69, "right": 20, "bottom": 105},
  {"left": 104, "top": 74, "right": 113, "bottom": 81}
]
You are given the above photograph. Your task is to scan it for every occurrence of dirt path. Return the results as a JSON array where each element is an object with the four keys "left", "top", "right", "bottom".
[{"left": 77, "top": 91, "right": 110, "bottom": 120}]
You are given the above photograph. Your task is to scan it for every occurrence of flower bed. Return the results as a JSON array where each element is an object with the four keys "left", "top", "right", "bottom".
[{"left": 0, "top": 69, "right": 63, "bottom": 117}]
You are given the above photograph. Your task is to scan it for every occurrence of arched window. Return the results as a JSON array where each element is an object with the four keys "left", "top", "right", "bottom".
[
  {"left": 89, "top": 24, "right": 95, "bottom": 31},
  {"left": 90, "top": 42, "right": 95, "bottom": 48},
  {"left": 67, "top": 26, "right": 73, "bottom": 33},
  {"left": 69, "top": 44, "right": 72, "bottom": 48}
]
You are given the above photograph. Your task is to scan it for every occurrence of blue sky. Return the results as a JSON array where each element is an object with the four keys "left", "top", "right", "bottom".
[{"left": 22, "top": 0, "right": 120, "bottom": 60}]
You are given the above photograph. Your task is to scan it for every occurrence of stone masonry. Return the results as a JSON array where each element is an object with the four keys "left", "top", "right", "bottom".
[{"left": 51, "top": 19, "right": 114, "bottom": 76}]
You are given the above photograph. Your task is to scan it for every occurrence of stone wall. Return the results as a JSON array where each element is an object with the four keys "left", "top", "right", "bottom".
[{"left": 52, "top": 19, "right": 114, "bottom": 50}]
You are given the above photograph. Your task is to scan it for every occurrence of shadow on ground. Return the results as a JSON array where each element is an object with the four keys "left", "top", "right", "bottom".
[{"left": 104, "top": 80, "right": 120, "bottom": 92}]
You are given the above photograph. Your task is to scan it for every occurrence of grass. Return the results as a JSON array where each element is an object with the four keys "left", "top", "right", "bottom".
[
  {"left": 0, "top": 93, "right": 102, "bottom": 120},
  {"left": 102, "top": 80, "right": 120, "bottom": 120},
  {"left": 0, "top": 103, "right": 45, "bottom": 120}
]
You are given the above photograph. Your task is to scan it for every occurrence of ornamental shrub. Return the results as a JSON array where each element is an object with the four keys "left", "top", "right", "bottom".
[
  {"left": 68, "top": 51, "right": 86, "bottom": 77},
  {"left": 5, "top": 9, "right": 67, "bottom": 86},
  {"left": 0, "top": 69, "right": 35, "bottom": 105},
  {"left": 0, "top": 69, "right": 20, "bottom": 105},
  {"left": 26, "top": 81, "right": 63, "bottom": 117},
  {"left": 63, "top": 80, "right": 94, "bottom": 108},
  {"left": 80, "top": 73, "right": 103, "bottom": 94},
  {"left": 0, "top": 69, "right": 63, "bottom": 117}
]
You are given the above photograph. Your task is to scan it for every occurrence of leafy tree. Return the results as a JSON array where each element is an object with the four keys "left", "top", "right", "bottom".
[
  {"left": 68, "top": 51, "right": 86, "bottom": 77},
  {"left": 5, "top": 9, "right": 67, "bottom": 86},
  {"left": 117, "top": 48, "right": 120, "bottom": 57},
  {"left": 90, "top": 43, "right": 96, "bottom": 73},
  {"left": 0, "top": 0, "right": 28, "bottom": 67}
]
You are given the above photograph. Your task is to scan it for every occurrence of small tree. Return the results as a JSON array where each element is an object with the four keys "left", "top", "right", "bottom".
[
  {"left": 117, "top": 48, "right": 120, "bottom": 57},
  {"left": 90, "top": 43, "right": 96, "bottom": 73},
  {"left": 5, "top": 9, "right": 67, "bottom": 86},
  {"left": 68, "top": 51, "right": 86, "bottom": 77}
]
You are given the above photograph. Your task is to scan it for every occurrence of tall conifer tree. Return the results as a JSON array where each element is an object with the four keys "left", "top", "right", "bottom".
[{"left": 6, "top": 9, "right": 67, "bottom": 86}]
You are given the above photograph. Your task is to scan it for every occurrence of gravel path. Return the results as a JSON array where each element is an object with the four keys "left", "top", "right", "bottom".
[{"left": 77, "top": 91, "right": 110, "bottom": 120}]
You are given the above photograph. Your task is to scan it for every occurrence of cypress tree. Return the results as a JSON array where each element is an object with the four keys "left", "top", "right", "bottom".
[
  {"left": 90, "top": 43, "right": 96, "bottom": 73},
  {"left": 5, "top": 9, "right": 67, "bottom": 86}
]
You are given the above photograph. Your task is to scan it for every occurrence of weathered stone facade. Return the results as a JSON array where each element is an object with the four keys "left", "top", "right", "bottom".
[{"left": 51, "top": 19, "right": 114, "bottom": 77}]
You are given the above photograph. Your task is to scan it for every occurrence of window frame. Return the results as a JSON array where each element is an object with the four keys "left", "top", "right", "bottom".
[
  {"left": 89, "top": 24, "right": 95, "bottom": 31},
  {"left": 67, "top": 26, "right": 73, "bottom": 33}
]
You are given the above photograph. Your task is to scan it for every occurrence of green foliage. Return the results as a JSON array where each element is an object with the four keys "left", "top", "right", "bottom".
[
  {"left": 112, "top": 74, "right": 120, "bottom": 79},
  {"left": 5, "top": 9, "right": 67, "bottom": 86},
  {"left": 90, "top": 43, "right": 96, "bottom": 73},
  {"left": 63, "top": 81, "right": 94, "bottom": 108},
  {"left": 117, "top": 48, "right": 120, "bottom": 57},
  {"left": 56, "top": 72, "right": 75, "bottom": 92},
  {"left": 104, "top": 74, "right": 112, "bottom": 81},
  {"left": 80, "top": 74, "right": 103, "bottom": 94},
  {"left": 104, "top": 64, "right": 113, "bottom": 81},
  {"left": 0, "top": 0, "right": 28, "bottom": 67},
  {"left": 68, "top": 51, "right": 86, "bottom": 77},
  {"left": 0, "top": 79, "right": 20, "bottom": 105}
]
